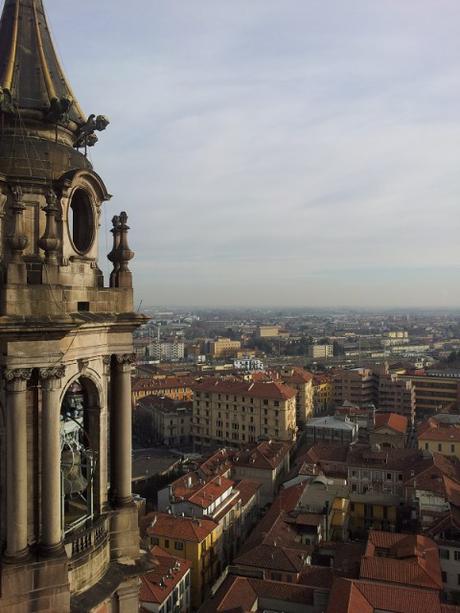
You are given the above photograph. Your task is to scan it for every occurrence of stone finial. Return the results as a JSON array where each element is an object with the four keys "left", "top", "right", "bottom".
[
  {"left": 108, "top": 211, "right": 134, "bottom": 288},
  {"left": 38, "top": 189, "right": 61, "bottom": 264}
]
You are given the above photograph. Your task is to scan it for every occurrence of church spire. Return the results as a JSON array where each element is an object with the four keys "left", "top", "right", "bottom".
[{"left": 0, "top": 0, "right": 86, "bottom": 127}]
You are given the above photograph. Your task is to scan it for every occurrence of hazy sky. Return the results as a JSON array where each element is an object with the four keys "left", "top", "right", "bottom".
[{"left": 44, "top": 0, "right": 460, "bottom": 308}]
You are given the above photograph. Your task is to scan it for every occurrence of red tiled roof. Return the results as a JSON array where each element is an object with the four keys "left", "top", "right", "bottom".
[
  {"left": 201, "top": 575, "right": 314, "bottom": 613},
  {"left": 418, "top": 421, "right": 460, "bottom": 442},
  {"left": 140, "top": 546, "right": 191, "bottom": 605},
  {"left": 171, "top": 473, "right": 234, "bottom": 509},
  {"left": 234, "top": 542, "right": 311, "bottom": 573},
  {"left": 374, "top": 412, "right": 408, "bottom": 434},
  {"left": 280, "top": 367, "right": 314, "bottom": 384},
  {"left": 235, "top": 479, "right": 262, "bottom": 506},
  {"left": 147, "top": 513, "right": 218, "bottom": 543},
  {"left": 361, "top": 530, "right": 442, "bottom": 590},
  {"left": 133, "top": 376, "right": 195, "bottom": 392},
  {"left": 193, "top": 379, "right": 296, "bottom": 401},
  {"left": 327, "top": 577, "right": 445, "bottom": 613},
  {"left": 232, "top": 440, "right": 291, "bottom": 470}
]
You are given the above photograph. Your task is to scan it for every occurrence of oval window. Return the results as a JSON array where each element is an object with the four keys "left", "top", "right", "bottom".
[{"left": 68, "top": 188, "right": 94, "bottom": 254}]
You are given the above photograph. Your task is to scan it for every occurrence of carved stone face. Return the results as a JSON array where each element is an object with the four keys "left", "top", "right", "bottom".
[{"left": 67, "top": 188, "right": 95, "bottom": 255}]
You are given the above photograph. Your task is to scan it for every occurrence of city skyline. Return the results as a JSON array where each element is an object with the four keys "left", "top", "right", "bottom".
[{"left": 48, "top": 0, "right": 460, "bottom": 307}]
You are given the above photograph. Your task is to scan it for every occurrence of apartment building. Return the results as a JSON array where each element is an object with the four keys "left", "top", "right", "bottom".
[
  {"left": 279, "top": 367, "right": 314, "bottom": 424},
  {"left": 132, "top": 376, "right": 195, "bottom": 403},
  {"left": 397, "top": 370, "right": 460, "bottom": 419},
  {"left": 377, "top": 373, "right": 415, "bottom": 422},
  {"left": 136, "top": 395, "right": 192, "bottom": 447},
  {"left": 140, "top": 546, "right": 191, "bottom": 613},
  {"left": 418, "top": 417, "right": 460, "bottom": 460},
  {"left": 158, "top": 473, "right": 242, "bottom": 564},
  {"left": 146, "top": 514, "right": 222, "bottom": 608},
  {"left": 333, "top": 368, "right": 376, "bottom": 406},
  {"left": 309, "top": 344, "right": 333, "bottom": 359},
  {"left": 312, "top": 373, "right": 334, "bottom": 415},
  {"left": 256, "top": 325, "right": 280, "bottom": 338},
  {"left": 209, "top": 337, "right": 241, "bottom": 358},
  {"left": 333, "top": 368, "right": 415, "bottom": 421},
  {"left": 192, "top": 379, "right": 297, "bottom": 448}
]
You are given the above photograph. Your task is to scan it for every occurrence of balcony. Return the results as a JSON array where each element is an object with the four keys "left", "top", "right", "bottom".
[{"left": 65, "top": 515, "right": 111, "bottom": 594}]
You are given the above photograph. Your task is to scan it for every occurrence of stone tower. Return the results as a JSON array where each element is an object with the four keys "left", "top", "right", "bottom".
[{"left": 0, "top": 0, "right": 145, "bottom": 610}]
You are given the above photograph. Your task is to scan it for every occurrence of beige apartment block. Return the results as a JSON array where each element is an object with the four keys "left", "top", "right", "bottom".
[
  {"left": 397, "top": 371, "right": 460, "bottom": 419},
  {"left": 279, "top": 367, "right": 314, "bottom": 425},
  {"left": 256, "top": 325, "right": 280, "bottom": 338},
  {"left": 209, "top": 337, "right": 242, "bottom": 358},
  {"left": 192, "top": 380, "right": 297, "bottom": 448}
]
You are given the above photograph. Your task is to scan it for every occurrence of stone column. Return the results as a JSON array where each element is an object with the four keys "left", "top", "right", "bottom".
[
  {"left": 40, "top": 366, "right": 66, "bottom": 554},
  {"left": 110, "top": 354, "right": 134, "bottom": 506},
  {"left": 4, "top": 368, "right": 32, "bottom": 560}
]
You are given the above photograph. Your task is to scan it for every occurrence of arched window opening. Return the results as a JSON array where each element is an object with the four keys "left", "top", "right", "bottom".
[
  {"left": 60, "top": 379, "right": 97, "bottom": 535},
  {"left": 68, "top": 188, "right": 94, "bottom": 254}
]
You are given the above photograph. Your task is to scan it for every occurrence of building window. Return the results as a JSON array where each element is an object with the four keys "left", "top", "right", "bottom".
[
  {"left": 425, "top": 443, "right": 429, "bottom": 450},
  {"left": 165, "top": 539, "right": 169, "bottom": 548},
  {"left": 151, "top": 537, "right": 159, "bottom": 546},
  {"left": 263, "top": 400, "right": 268, "bottom": 405},
  {"left": 386, "top": 473, "right": 392, "bottom": 480},
  {"left": 175, "top": 541, "right": 184, "bottom": 551},
  {"left": 442, "top": 571, "right": 447, "bottom": 582},
  {"left": 454, "top": 550, "right": 460, "bottom": 561},
  {"left": 440, "top": 548, "right": 450, "bottom": 560},
  {"left": 438, "top": 443, "right": 442, "bottom": 452},
  {"left": 274, "top": 401, "right": 280, "bottom": 407},
  {"left": 452, "top": 444, "right": 455, "bottom": 453}
]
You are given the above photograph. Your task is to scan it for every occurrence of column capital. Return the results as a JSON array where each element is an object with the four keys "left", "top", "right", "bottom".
[
  {"left": 4, "top": 368, "right": 33, "bottom": 382},
  {"left": 39, "top": 365, "right": 66, "bottom": 380},
  {"left": 4, "top": 368, "right": 32, "bottom": 391},
  {"left": 114, "top": 353, "right": 136, "bottom": 367}
]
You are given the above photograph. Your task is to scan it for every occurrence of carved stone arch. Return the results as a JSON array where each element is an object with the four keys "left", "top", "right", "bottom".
[
  {"left": 60, "top": 369, "right": 107, "bottom": 527},
  {"left": 57, "top": 169, "right": 111, "bottom": 261},
  {"left": 58, "top": 168, "right": 111, "bottom": 206}
]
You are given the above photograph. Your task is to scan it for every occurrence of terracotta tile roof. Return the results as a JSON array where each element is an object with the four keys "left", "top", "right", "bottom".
[
  {"left": 234, "top": 542, "right": 311, "bottom": 573},
  {"left": 404, "top": 452, "right": 460, "bottom": 488},
  {"left": 235, "top": 479, "right": 262, "bottom": 506},
  {"left": 133, "top": 376, "right": 195, "bottom": 392},
  {"left": 280, "top": 367, "right": 314, "bottom": 384},
  {"left": 193, "top": 378, "right": 296, "bottom": 401},
  {"left": 232, "top": 440, "right": 291, "bottom": 470},
  {"left": 418, "top": 421, "right": 460, "bottom": 442},
  {"left": 147, "top": 513, "right": 218, "bottom": 543},
  {"left": 199, "top": 448, "right": 234, "bottom": 478},
  {"left": 298, "top": 565, "right": 334, "bottom": 589},
  {"left": 304, "top": 443, "right": 349, "bottom": 465},
  {"left": 140, "top": 546, "right": 191, "bottom": 605},
  {"left": 242, "top": 482, "right": 308, "bottom": 551},
  {"left": 212, "top": 576, "right": 257, "bottom": 613},
  {"left": 328, "top": 577, "right": 445, "bottom": 613},
  {"left": 171, "top": 473, "right": 234, "bottom": 509},
  {"left": 361, "top": 530, "right": 442, "bottom": 590},
  {"left": 326, "top": 578, "right": 372, "bottom": 613},
  {"left": 374, "top": 412, "right": 408, "bottom": 434},
  {"left": 201, "top": 575, "right": 314, "bottom": 613}
]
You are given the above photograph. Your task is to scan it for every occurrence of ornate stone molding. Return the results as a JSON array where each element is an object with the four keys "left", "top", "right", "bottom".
[
  {"left": 4, "top": 368, "right": 33, "bottom": 382},
  {"left": 39, "top": 366, "right": 66, "bottom": 380},
  {"left": 114, "top": 353, "right": 136, "bottom": 366}
]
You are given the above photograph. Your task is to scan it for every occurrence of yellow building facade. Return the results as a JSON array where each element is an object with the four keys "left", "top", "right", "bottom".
[
  {"left": 148, "top": 514, "right": 222, "bottom": 608},
  {"left": 193, "top": 380, "right": 297, "bottom": 447}
]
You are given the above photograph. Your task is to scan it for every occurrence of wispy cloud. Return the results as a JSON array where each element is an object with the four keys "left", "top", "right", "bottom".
[{"left": 46, "top": 0, "right": 460, "bottom": 306}]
